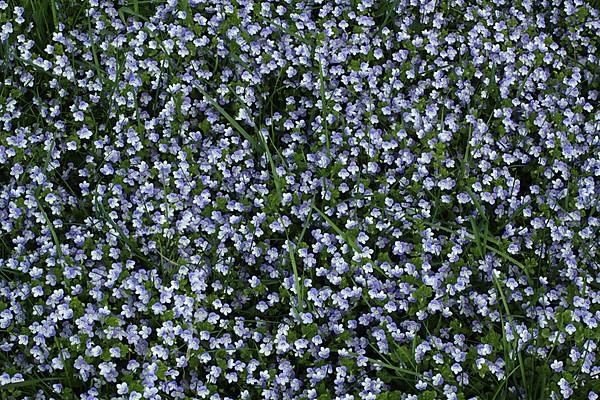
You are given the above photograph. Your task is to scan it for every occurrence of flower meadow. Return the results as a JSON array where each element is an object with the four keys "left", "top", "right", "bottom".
[{"left": 0, "top": 0, "right": 599, "bottom": 398}]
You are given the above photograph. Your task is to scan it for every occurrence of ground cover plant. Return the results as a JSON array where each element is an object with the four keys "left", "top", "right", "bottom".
[{"left": 0, "top": 0, "right": 599, "bottom": 398}]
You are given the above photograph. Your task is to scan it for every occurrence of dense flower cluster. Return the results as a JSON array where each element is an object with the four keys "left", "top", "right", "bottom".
[{"left": 0, "top": 0, "right": 599, "bottom": 399}]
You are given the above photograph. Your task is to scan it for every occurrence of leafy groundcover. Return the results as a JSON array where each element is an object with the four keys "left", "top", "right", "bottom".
[{"left": 0, "top": 0, "right": 599, "bottom": 399}]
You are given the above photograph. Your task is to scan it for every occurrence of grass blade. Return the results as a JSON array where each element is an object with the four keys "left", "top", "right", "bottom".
[{"left": 193, "top": 84, "right": 258, "bottom": 149}]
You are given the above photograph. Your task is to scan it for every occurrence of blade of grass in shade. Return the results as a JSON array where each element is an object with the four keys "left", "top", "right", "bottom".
[
  {"left": 469, "top": 216, "right": 486, "bottom": 258},
  {"left": 199, "top": 80, "right": 283, "bottom": 205},
  {"left": 1, "top": 376, "right": 61, "bottom": 389},
  {"left": 28, "top": 0, "right": 48, "bottom": 44},
  {"left": 87, "top": 18, "right": 104, "bottom": 79},
  {"left": 403, "top": 210, "right": 532, "bottom": 282},
  {"left": 284, "top": 195, "right": 317, "bottom": 314},
  {"left": 227, "top": 49, "right": 253, "bottom": 73},
  {"left": 312, "top": 205, "right": 384, "bottom": 275},
  {"left": 267, "top": 66, "right": 286, "bottom": 116},
  {"left": 254, "top": 15, "right": 315, "bottom": 47},
  {"left": 318, "top": 59, "right": 331, "bottom": 157},
  {"left": 504, "top": 199, "right": 532, "bottom": 225},
  {"left": 52, "top": 336, "right": 74, "bottom": 390},
  {"left": 140, "top": 200, "right": 178, "bottom": 267},
  {"left": 297, "top": 195, "right": 316, "bottom": 246},
  {"left": 350, "top": 353, "right": 443, "bottom": 396},
  {"left": 0, "top": 236, "right": 25, "bottom": 278},
  {"left": 460, "top": 122, "right": 473, "bottom": 180},
  {"left": 535, "top": 371, "right": 547, "bottom": 400},
  {"left": 118, "top": 6, "right": 148, "bottom": 23},
  {"left": 483, "top": 244, "right": 531, "bottom": 281},
  {"left": 312, "top": 205, "right": 361, "bottom": 254},
  {"left": 465, "top": 187, "right": 489, "bottom": 225},
  {"left": 180, "top": 0, "right": 195, "bottom": 28},
  {"left": 268, "top": 119, "right": 290, "bottom": 170},
  {"left": 46, "top": 0, "right": 59, "bottom": 29},
  {"left": 349, "top": 355, "right": 422, "bottom": 379},
  {"left": 93, "top": 192, "right": 149, "bottom": 264},
  {"left": 285, "top": 231, "right": 304, "bottom": 314},
  {"left": 375, "top": 0, "right": 400, "bottom": 35},
  {"left": 259, "top": 130, "right": 283, "bottom": 205},
  {"left": 492, "top": 273, "right": 528, "bottom": 394},
  {"left": 193, "top": 84, "right": 258, "bottom": 149},
  {"left": 34, "top": 195, "right": 62, "bottom": 259},
  {"left": 470, "top": 209, "right": 529, "bottom": 394},
  {"left": 491, "top": 365, "right": 520, "bottom": 400},
  {"left": 466, "top": 189, "right": 532, "bottom": 282},
  {"left": 236, "top": 101, "right": 283, "bottom": 204}
]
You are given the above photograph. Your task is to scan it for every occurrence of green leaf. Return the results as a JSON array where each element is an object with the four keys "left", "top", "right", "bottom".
[
  {"left": 156, "top": 362, "right": 167, "bottom": 380},
  {"left": 105, "top": 316, "right": 121, "bottom": 327}
]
